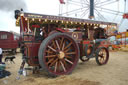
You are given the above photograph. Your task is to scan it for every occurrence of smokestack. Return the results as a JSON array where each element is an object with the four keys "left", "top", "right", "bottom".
[
  {"left": 0, "top": 0, "right": 27, "bottom": 12},
  {"left": 89, "top": 0, "right": 94, "bottom": 19}
]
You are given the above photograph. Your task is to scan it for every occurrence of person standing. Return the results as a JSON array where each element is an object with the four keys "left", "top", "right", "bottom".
[{"left": 0, "top": 48, "right": 3, "bottom": 63}]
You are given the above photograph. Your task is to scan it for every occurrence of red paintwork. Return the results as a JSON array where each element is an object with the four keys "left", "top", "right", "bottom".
[
  {"left": 25, "top": 43, "right": 40, "bottom": 66},
  {"left": 83, "top": 41, "right": 91, "bottom": 44},
  {"left": 32, "top": 25, "right": 40, "bottom": 28},
  {"left": 56, "top": 28, "right": 67, "bottom": 32},
  {"left": 0, "top": 31, "right": 19, "bottom": 50},
  {"left": 99, "top": 40, "right": 109, "bottom": 48}
]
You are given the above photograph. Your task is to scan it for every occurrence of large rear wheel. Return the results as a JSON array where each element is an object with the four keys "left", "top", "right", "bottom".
[{"left": 38, "top": 33, "right": 80, "bottom": 76}]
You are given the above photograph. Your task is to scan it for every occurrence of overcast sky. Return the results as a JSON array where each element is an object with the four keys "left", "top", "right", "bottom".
[{"left": 0, "top": 0, "right": 127, "bottom": 33}]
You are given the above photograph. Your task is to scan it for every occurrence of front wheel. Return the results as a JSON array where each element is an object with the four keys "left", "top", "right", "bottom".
[
  {"left": 38, "top": 33, "right": 80, "bottom": 76},
  {"left": 95, "top": 47, "right": 109, "bottom": 65}
]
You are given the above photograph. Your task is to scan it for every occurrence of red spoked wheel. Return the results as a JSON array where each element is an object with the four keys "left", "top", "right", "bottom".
[
  {"left": 38, "top": 33, "right": 80, "bottom": 76},
  {"left": 95, "top": 47, "right": 109, "bottom": 65}
]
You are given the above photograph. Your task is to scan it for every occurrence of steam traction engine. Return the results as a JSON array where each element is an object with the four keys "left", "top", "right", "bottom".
[{"left": 15, "top": 10, "right": 117, "bottom": 76}]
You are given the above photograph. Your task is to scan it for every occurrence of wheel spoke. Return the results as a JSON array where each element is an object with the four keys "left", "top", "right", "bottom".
[
  {"left": 99, "top": 57, "right": 102, "bottom": 62},
  {"left": 98, "top": 54, "right": 103, "bottom": 57},
  {"left": 60, "top": 61, "right": 66, "bottom": 72},
  {"left": 60, "top": 37, "right": 64, "bottom": 49},
  {"left": 99, "top": 51, "right": 102, "bottom": 54},
  {"left": 62, "top": 41, "right": 65, "bottom": 51},
  {"left": 48, "top": 46, "right": 57, "bottom": 52},
  {"left": 101, "top": 58, "right": 104, "bottom": 62},
  {"left": 103, "top": 53, "right": 106, "bottom": 59},
  {"left": 52, "top": 41, "right": 57, "bottom": 49},
  {"left": 103, "top": 51, "right": 106, "bottom": 57},
  {"left": 49, "top": 58, "right": 58, "bottom": 67},
  {"left": 45, "top": 55, "right": 57, "bottom": 58},
  {"left": 47, "top": 58, "right": 54, "bottom": 65},
  {"left": 46, "top": 50, "right": 53, "bottom": 54},
  {"left": 99, "top": 55, "right": 104, "bottom": 63},
  {"left": 65, "top": 55, "right": 72, "bottom": 59},
  {"left": 55, "top": 40, "right": 60, "bottom": 50},
  {"left": 65, "top": 58, "right": 73, "bottom": 65},
  {"left": 54, "top": 62, "right": 58, "bottom": 72},
  {"left": 64, "top": 42, "right": 72, "bottom": 50},
  {"left": 66, "top": 52, "right": 76, "bottom": 55},
  {"left": 57, "top": 60, "right": 60, "bottom": 72},
  {"left": 101, "top": 49, "right": 104, "bottom": 54},
  {"left": 64, "top": 47, "right": 71, "bottom": 52},
  {"left": 102, "top": 57, "right": 105, "bottom": 61},
  {"left": 62, "top": 59, "right": 67, "bottom": 66}
]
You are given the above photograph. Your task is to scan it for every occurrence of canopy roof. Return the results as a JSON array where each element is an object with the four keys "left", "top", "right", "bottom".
[{"left": 22, "top": 12, "right": 117, "bottom": 26}]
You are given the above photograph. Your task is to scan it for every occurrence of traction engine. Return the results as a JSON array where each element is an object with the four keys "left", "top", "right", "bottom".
[{"left": 15, "top": 10, "right": 117, "bottom": 76}]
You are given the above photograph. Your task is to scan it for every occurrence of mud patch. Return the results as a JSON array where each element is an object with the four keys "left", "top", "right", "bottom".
[
  {"left": 49, "top": 76, "right": 100, "bottom": 85},
  {"left": 20, "top": 76, "right": 100, "bottom": 85}
]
